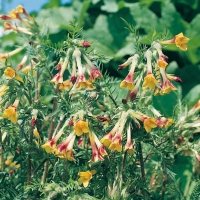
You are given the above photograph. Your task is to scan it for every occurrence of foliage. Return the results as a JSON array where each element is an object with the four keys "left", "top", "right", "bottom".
[{"left": 0, "top": 1, "right": 199, "bottom": 200}]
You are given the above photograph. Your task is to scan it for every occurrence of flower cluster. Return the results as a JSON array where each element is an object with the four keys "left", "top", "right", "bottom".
[{"left": 119, "top": 33, "right": 189, "bottom": 100}]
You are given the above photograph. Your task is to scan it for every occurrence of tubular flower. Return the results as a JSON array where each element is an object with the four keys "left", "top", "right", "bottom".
[
  {"left": 82, "top": 54, "right": 102, "bottom": 81},
  {"left": 33, "top": 128, "right": 40, "bottom": 139},
  {"left": 124, "top": 125, "right": 134, "bottom": 154},
  {"left": 129, "top": 76, "right": 142, "bottom": 101},
  {"left": 159, "top": 32, "right": 189, "bottom": 51},
  {"left": 78, "top": 170, "right": 96, "bottom": 188},
  {"left": 73, "top": 120, "right": 90, "bottom": 136},
  {"left": 2, "top": 99, "right": 19, "bottom": 124},
  {"left": 15, "top": 5, "right": 35, "bottom": 22},
  {"left": 16, "top": 55, "right": 28, "bottom": 70},
  {"left": 93, "top": 133, "right": 108, "bottom": 157},
  {"left": 109, "top": 112, "right": 128, "bottom": 152},
  {"left": 120, "top": 54, "right": 139, "bottom": 90},
  {"left": 21, "top": 64, "right": 36, "bottom": 75},
  {"left": 131, "top": 111, "right": 157, "bottom": 133},
  {"left": 142, "top": 73, "right": 158, "bottom": 90},
  {"left": 75, "top": 74, "right": 93, "bottom": 89},
  {"left": 4, "top": 67, "right": 23, "bottom": 82},
  {"left": 100, "top": 122, "right": 120, "bottom": 147},
  {"left": 56, "top": 132, "right": 76, "bottom": 161},
  {"left": 9, "top": 9, "right": 30, "bottom": 26},
  {"left": 0, "top": 46, "right": 24, "bottom": 63},
  {"left": 0, "top": 15, "right": 15, "bottom": 20},
  {"left": 58, "top": 80, "right": 72, "bottom": 91},
  {"left": 167, "top": 74, "right": 182, "bottom": 82},
  {"left": 118, "top": 56, "right": 134, "bottom": 70},
  {"left": 0, "top": 85, "right": 9, "bottom": 98},
  {"left": 41, "top": 120, "right": 67, "bottom": 153},
  {"left": 160, "top": 68, "right": 177, "bottom": 94},
  {"left": 89, "top": 131, "right": 104, "bottom": 162},
  {"left": 157, "top": 55, "right": 168, "bottom": 70},
  {"left": 4, "top": 22, "right": 33, "bottom": 35}
]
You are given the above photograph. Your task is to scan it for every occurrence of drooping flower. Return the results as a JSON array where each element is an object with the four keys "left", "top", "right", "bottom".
[
  {"left": 75, "top": 74, "right": 93, "bottom": 89},
  {"left": 109, "top": 112, "right": 128, "bottom": 152},
  {"left": 120, "top": 54, "right": 139, "bottom": 90},
  {"left": 142, "top": 74, "right": 158, "bottom": 90},
  {"left": 118, "top": 56, "right": 134, "bottom": 70},
  {"left": 100, "top": 121, "right": 120, "bottom": 147},
  {"left": 124, "top": 125, "right": 134, "bottom": 154},
  {"left": 56, "top": 132, "right": 76, "bottom": 161},
  {"left": 129, "top": 76, "right": 142, "bottom": 101},
  {"left": 89, "top": 131, "right": 104, "bottom": 162},
  {"left": 73, "top": 120, "right": 90, "bottom": 136},
  {"left": 41, "top": 120, "right": 68, "bottom": 153},
  {"left": 78, "top": 170, "right": 96, "bottom": 187},
  {"left": 16, "top": 55, "right": 28, "bottom": 70},
  {"left": 159, "top": 32, "right": 189, "bottom": 51},
  {"left": 4, "top": 67, "right": 23, "bottom": 82},
  {"left": 58, "top": 80, "right": 72, "bottom": 91},
  {"left": 2, "top": 99, "right": 19, "bottom": 124},
  {"left": 33, "top": 128, "right": 40, "bottom": 139},
  {"left": 15, "top": 5, "right": 35, "bottom": 23}
]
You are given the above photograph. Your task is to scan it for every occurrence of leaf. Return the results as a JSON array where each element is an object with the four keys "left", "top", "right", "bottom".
[
  {"left": 128, "top": 2, "right": 162, "bottom": 34},
  {"left": 101, "top": 0, "right": 119, "bottom": 13},
  {"left": 161, "top": 2, "right": 188, "bottom": 35}
]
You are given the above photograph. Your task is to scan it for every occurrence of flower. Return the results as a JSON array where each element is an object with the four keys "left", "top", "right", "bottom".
[
  {"left": 157, "top": 55, "right": 168, "bottom": 70},
  {"left": 56, "top": 132, "right": 76, "bottom": 161},
  {"left": 142, "top": 74, "right": 158, "bottom": 90},
  {"left": 33, "top": 128, "right": 40, "bottom": 139},
  {"left": 78, "top": 170, "right": 96, "bottom": 187},
  {"left": 75, "top": 74, "right": 93, "bottom": 89},
  {"left": 159, "top": 32, "right": 189, "bottom": 51},
  {"left": 41, "top": 121, "right": 67, "bottom": 153},
  {"left": 100, "top": 122, "right": 120, "bottom": 147},
  {"left": 143, "top": 117, "right": 157, "bottom": 133},
  {"left": 2, "top": 99, "right": 19, "bottom": 124},
  {"left": 0, "top": 85, "right": 9, "bottom": 98},
  {"left": 4, "top": 67, "right": 23, "bottom": 82},
  {"left": 89, "top": 132, "right": 104, "bottom": 162},
  {"left": 73, "top": 120, "right": 90, "bottom": 136},
  {"left": 58, "top": 80, "right": 72, "bottom": 91},
  {"left": 15, "top": 5, "right": 35, "bottom": 23},
  {"left": 124, "top": 125, "right": 134, "bottom": 154},
  {"left": 120, "top": 54, "right": 139, "bottom": 90},
  {"left": 120, "top": 73, "right": 134, "bottom": 90}
]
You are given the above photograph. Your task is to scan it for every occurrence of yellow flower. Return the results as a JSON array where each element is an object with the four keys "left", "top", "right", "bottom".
[
  {"left": 143, "top": 117, "right": 157, "bottom": 133},
  {"left": 59, "top": 80, "right": 72, "bottom": 91},
  {"left": 4, "top": 67, "right": 23, "bottom": 82},
  {"left": 73, "top": 120, "right": 90, "bottom": 136},
  {"left": 142, "top": 74, "right": 158, "bottom": 90},
  {"left": 120, "top": 73, "right": 134, "bottom": 90},
  {"left": 157, "top": 56, "right": 168, "bottom": 70},
  {"left": 75, "top": 74, "right": 93, "bottom": 89},
  {"left": 41, "top": 139, "right": 56, "bottom": 153},
  {"left": 0, "top": 85, "right": 9, "bottom": 98},
  {"left": 174, "top": 33, "right": 189, "bottom": 51},
  {"left": 33, "top": 128, "right": 40, "bottom": 139},
  {"left": 108, "top": 132, "right": 122, "bottom": 152},
  {"left": 78, "top": 170, "right": 96, "bottom": 187},
  {"left": 2, "top": 106, "right": 18, "bottom": 124}
]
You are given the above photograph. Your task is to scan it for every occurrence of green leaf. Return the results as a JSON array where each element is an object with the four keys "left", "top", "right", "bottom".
[
  {"left": 101, "top": 0, "right": 119, "bottom": 13},
  {"left": 161, "top": 2, "right": 188, "bottom": 35}
]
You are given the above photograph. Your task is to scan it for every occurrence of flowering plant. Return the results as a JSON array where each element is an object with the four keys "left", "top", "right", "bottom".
[{"left": 0, "top": 3, "right": 199, "bottom": 200}]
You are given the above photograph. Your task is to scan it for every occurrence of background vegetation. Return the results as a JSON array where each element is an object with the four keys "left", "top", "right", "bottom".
[{"left": 0, "top": 0, "right": 199, "bottom": 199}]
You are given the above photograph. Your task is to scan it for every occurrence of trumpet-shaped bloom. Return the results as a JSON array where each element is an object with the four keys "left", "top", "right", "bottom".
[
  {"left": 100, "top": 122, "right": 120, "bottom": 147},
  {"left": 4, "top": 67, "right": 23, "bottom": 82},
  {"left": 90, "top": 68, "right": 102, "bottom": 81},
  {"left": 73, "top": 120, "right": 90, "bottom": 136},
  {"left": 78, "top": 170, "right": 96, "bottom": 187},
  {"left": 59, "top": 80, "right": 72, "bottom": 91},
  {"left": 142, "top": 74, "right": 158, "bottom": 90},
  {"left": 2, "top": 106, "right": 18, "bottom": 124},
  {"left": 75, "top": 74, "right": 93, "bottom": 89},
  {"left": 157, "top": 55, "right": 168, "bottom": 70},
  {"left": 93, "top": 133, "right": 108, "bottom": 157},
  {"left": 124, "top": 125, "right": 134, "bottom": 154},
  {"left": 120, "top": 73, "right": 134, "bottom": 90},
  {"left": 108, "top": 131, "right": 122, "bottom": 152},
  {"left": 89, "top": 132, "right": 104, "bottom": 162},
  {"left": 159, "top": 32, "right": 189, "bottom": 51},
  {"left": 56, "top": 132, "right": 76, "bottom": 161},
  {"left": 143, "top": 117, "right": 157, "bottom": 132}
]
